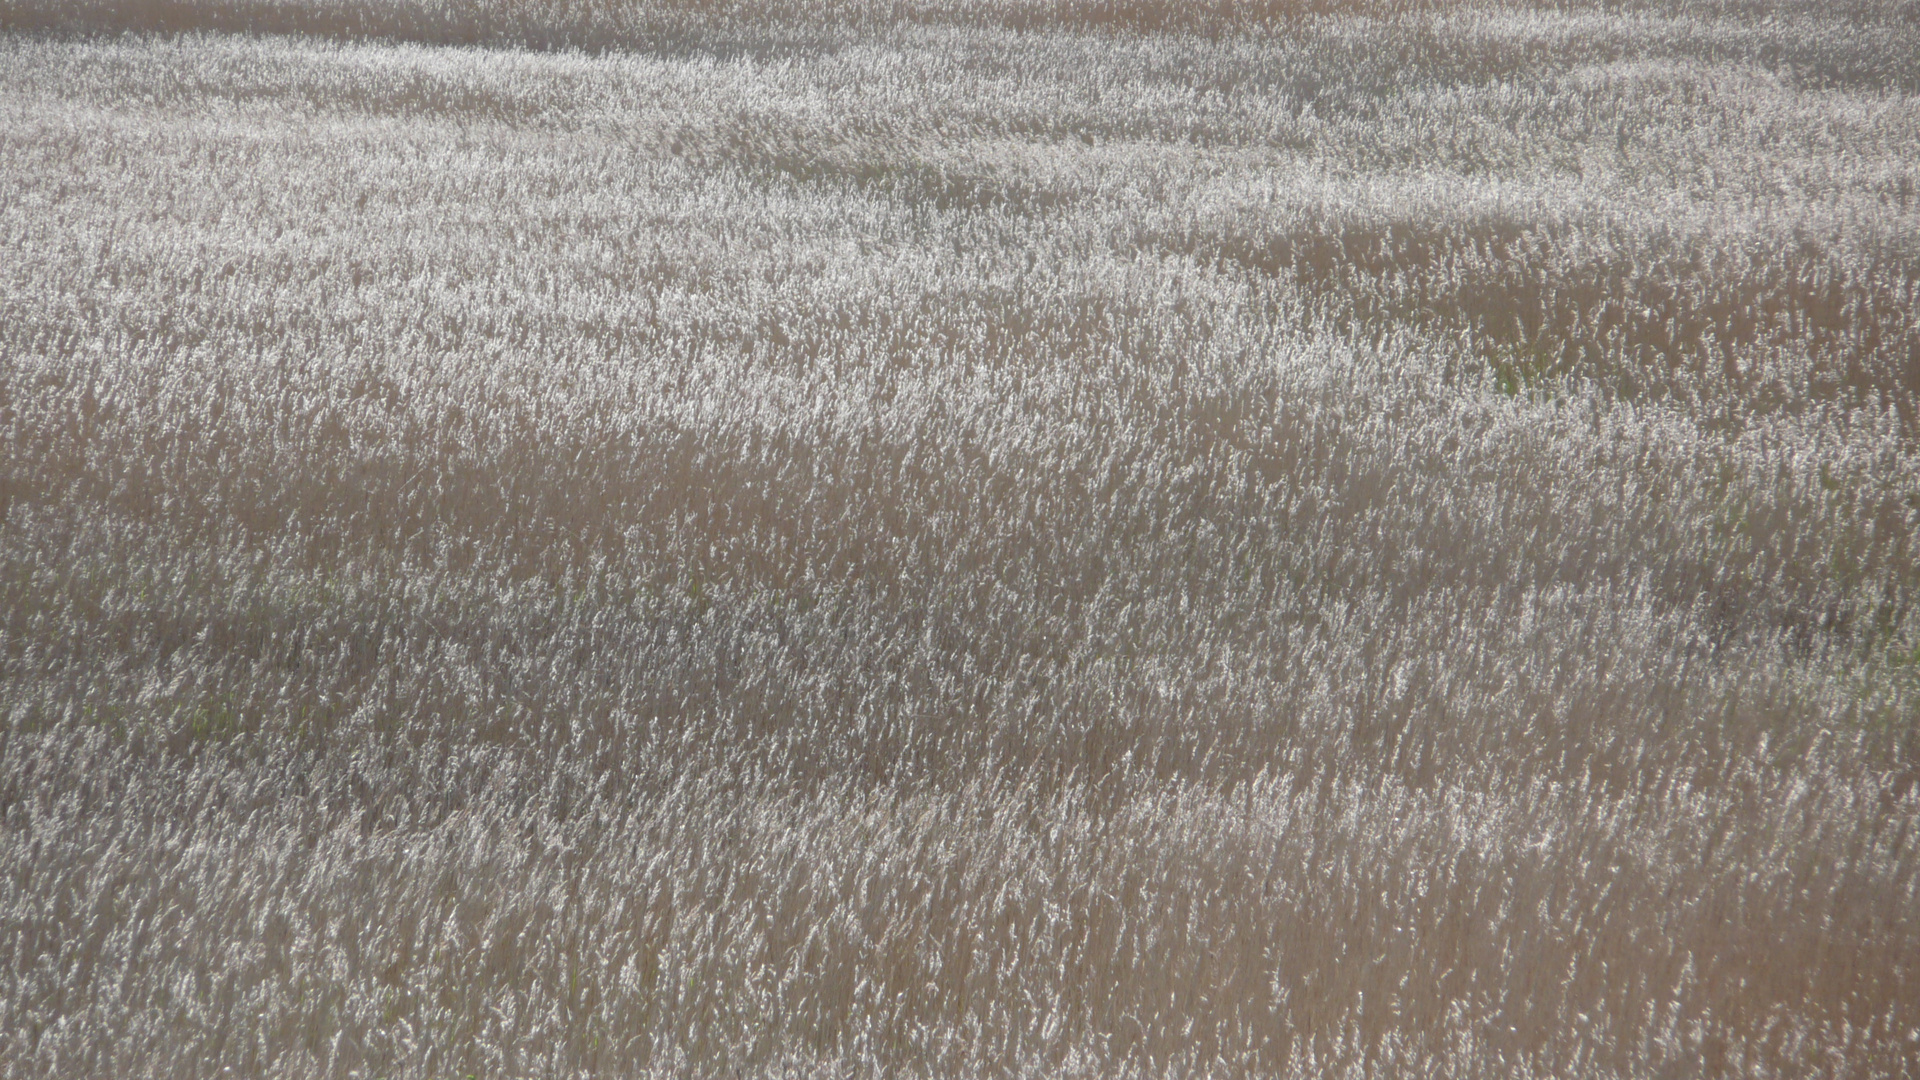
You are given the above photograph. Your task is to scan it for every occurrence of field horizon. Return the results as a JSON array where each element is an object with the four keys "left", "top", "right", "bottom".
[{"left": 3, "top": 0, "right": 1919, "bottom": 1076}]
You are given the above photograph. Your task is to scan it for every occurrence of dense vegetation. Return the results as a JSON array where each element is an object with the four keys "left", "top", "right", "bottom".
[{"left": 2, "top": 0, "right": 1918, "bottom": 1075}]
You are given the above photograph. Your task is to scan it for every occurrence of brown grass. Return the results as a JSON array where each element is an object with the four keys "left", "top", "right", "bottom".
[{"left": 2, "top": 4, "right": 1918, "bottom": 1076}]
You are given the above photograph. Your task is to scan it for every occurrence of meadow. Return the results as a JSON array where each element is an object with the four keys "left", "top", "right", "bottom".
[{"left": 2, "top": 0, "right": 1919, "bottom": 1075}]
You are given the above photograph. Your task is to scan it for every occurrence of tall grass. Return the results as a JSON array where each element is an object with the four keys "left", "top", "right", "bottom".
[{"left": 2, "top": 1, "right": 1918, "bottom": 1075}]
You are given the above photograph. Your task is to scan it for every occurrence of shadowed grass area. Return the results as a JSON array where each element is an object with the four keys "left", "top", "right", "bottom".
[{"left": 1182, "top": 215, "right": 1920, "bottom": 425}]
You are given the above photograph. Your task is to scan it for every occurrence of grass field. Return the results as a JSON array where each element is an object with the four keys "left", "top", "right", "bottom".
[{"left": 2, "top": 0, "right": 1919, "bottom": 1075}]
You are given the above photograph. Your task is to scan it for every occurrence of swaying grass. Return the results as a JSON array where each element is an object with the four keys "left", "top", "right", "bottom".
[{"left": 2, "top": 0, "right": 1918, "bottom": 1076}]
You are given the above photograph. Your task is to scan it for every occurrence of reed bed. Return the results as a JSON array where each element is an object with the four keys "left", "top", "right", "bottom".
[{"left": 2, "top": 1, "right": 1918, "bottom": 1075}]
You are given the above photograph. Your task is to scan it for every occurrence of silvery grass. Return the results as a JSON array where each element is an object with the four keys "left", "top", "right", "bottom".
[{"left": 2, "top": 1, "right": 1918, "bottom": 1076}]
